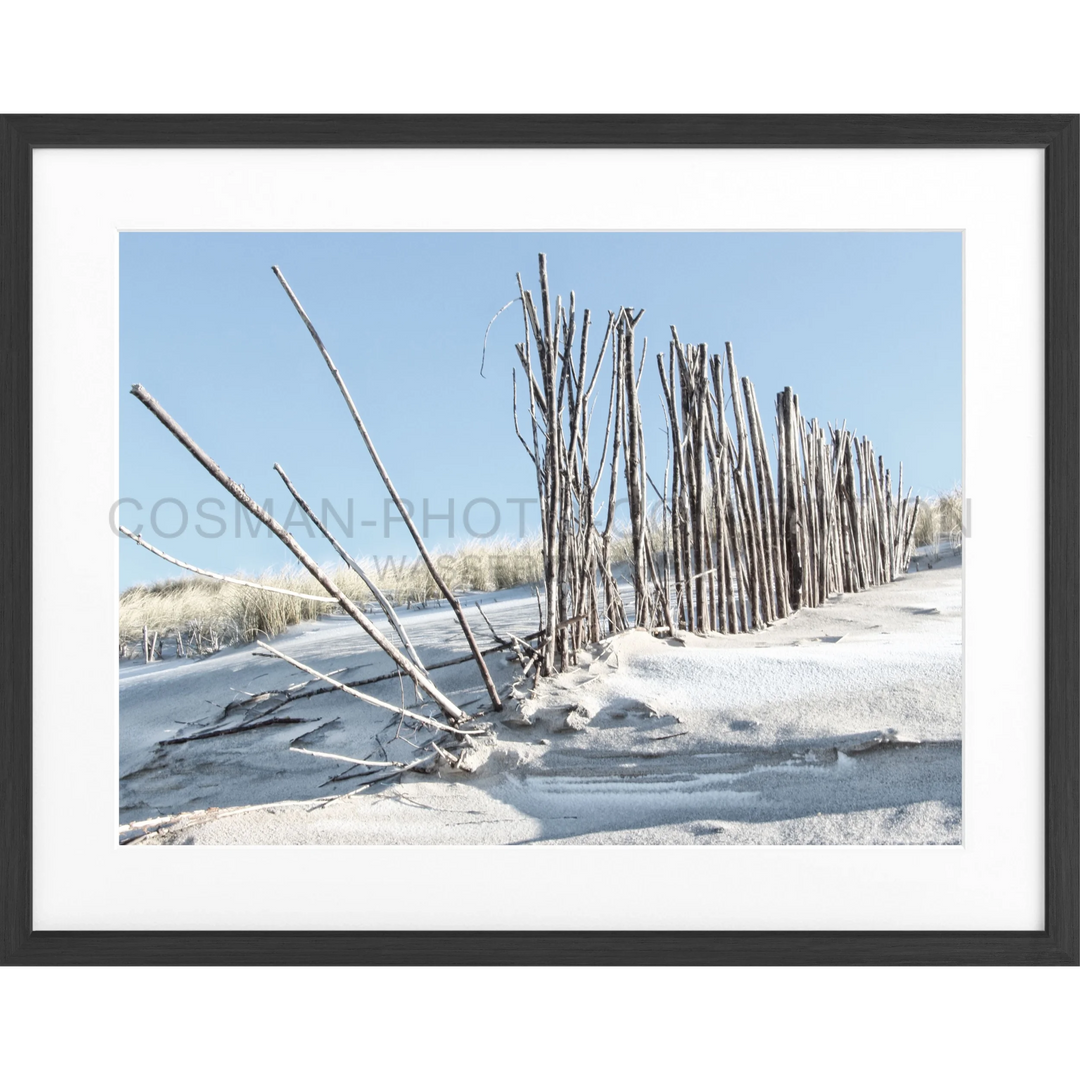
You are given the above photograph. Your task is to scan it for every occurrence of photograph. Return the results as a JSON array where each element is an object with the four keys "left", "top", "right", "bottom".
[
  {"left": 117, "top": 230, "right": 964, "bottom": 847},
  {"left": 13, "top": 118, "right": 1063, "bottom": 956}
]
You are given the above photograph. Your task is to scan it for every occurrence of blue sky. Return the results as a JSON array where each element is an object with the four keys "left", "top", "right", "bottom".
[{"left": 118, "top": 231, "right": 961, "bottom": 591}]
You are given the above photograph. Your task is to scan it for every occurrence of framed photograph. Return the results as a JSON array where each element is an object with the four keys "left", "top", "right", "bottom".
[{"left": 1, "top": 115, "right": 1076, "bottom": 964}]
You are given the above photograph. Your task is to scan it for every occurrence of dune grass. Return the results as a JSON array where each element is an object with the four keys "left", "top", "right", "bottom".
[
  {"left": 122, "top": 489, "right": 958, "bottom": 661},
  {"left": 119, "top": 537, "right": 547, "bottom": 659},
  {"left": 912, "top": 486, "right": 963, "bottom": 550}
]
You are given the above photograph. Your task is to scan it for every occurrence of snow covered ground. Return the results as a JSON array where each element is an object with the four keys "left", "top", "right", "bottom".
[{"left": 120, "top": 554, "right": 962, "bottom": 845}]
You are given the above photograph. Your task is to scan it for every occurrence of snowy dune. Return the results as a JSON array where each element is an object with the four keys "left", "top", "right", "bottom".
[{"left": 120, "top": 555, "right": 961, "bottom": 846}]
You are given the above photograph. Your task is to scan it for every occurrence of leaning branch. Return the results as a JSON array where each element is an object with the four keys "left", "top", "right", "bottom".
[
  {"left": 271, "top": 265, "right": 503, "bottom": 713},
  {"left": 289, "top": 745, "right": 418, "bottom": 770},
  {"left": 272, "top": 462, "right": 427, "bottom": 682},
  {"left": 255, "top": 640, "right": 481, "bottom": 737},
  {"left": 119, "top": 526, "right": 340, "bottom": 603},
  {"left": 129, "top": 382, "right": 469, "bottom": 724}
]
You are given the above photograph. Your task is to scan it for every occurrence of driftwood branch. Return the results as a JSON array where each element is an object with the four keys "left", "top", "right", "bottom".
[
  {"left": 272, "top": 461, "right": 427, "bottom": 683},
  {"left": 128, "top": 382, "right": 469, "bottom": 724},
  {"left": 271, "top": 265, "right": 503, "bottom": 714},
  {"left": 119, "top": 526, "right": 341, "bottom": 603},
  {"left": 512, "top": 369, "right": 537, "bottom": 464},
  {"left": 479, "top": 297, "right": 519, "bottom": 378},
  {"left": 254, "top": 639, "right": 481, "bottom": 736},
  {"left": 289, "top": 745, "right": 417, "bottom": 770}
]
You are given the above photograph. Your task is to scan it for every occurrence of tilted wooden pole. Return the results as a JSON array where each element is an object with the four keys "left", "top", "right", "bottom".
[
  {"left": 255, "top": 640, "right": 477, "bottom": 737},
  {"left": 128, "top": 383, "right": 470, "bottom": 724},
  {"left": 119, "top": 525, "right": 341, "bottom": 604},
  {"left": 272, "top": 462, "right": 427, "bottom": 684},
  {"left": 271, "top": 265, "right": 502, "bottom": 712}
]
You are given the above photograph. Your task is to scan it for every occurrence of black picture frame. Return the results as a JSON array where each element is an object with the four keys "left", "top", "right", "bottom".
[{"left": 1, "top": 114, "right": 1076, "bottom": 966}]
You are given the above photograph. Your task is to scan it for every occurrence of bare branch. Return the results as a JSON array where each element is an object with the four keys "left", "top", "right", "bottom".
[
  {"left": 289, "top": 745, "right": 414, "bottom": 769},
  {"left": 129, "top": 382, "right": 468, "bottom": 723},
  {"left": 512, "top": 369, "right": 537, "bottom": 464},
  {"left": 119, "top": 526, "right": 340, "bottom": 604},
  {"left": 255, "top": 640, "right": 480, "bottom": 736},
  {"left": 480, "top": 297, "right": 519, "bottom": 378},
  {"left": 271, "top": 266, "right": 503, "bottom": 713},
  {"left": 272, "top": 461, "right": 427, "bottom": 684}
]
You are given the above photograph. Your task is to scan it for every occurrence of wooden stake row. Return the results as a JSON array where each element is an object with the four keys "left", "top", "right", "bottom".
[
  {"left": 515, "top": 255, "right": 920, "bottom": 669},
  {"left": 514, "top": 255, "right": 634, "bottom": 676},
  {"left": 657, "top": 332, "right": 918, "bottom": 634}
]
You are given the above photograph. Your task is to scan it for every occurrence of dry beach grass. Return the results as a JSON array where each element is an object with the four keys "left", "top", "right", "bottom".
[
  {"left": 119, "top": 537, "right": 547, "bottom": 657},
  {"left": 119, "top": 491, "right": 959, "bottom": 660},
  {"left": 911, "top": 485, "right": 963, "bottom": 549}
]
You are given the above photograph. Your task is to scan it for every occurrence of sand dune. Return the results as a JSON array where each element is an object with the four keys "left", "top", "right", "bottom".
[{"left": 120, "top": 554, "right": 961, "bottom": 846}]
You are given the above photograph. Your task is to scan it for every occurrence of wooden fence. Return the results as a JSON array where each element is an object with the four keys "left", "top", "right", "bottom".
[{"left": 514, "top": 254, "right": 920, "bottom": 675}]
